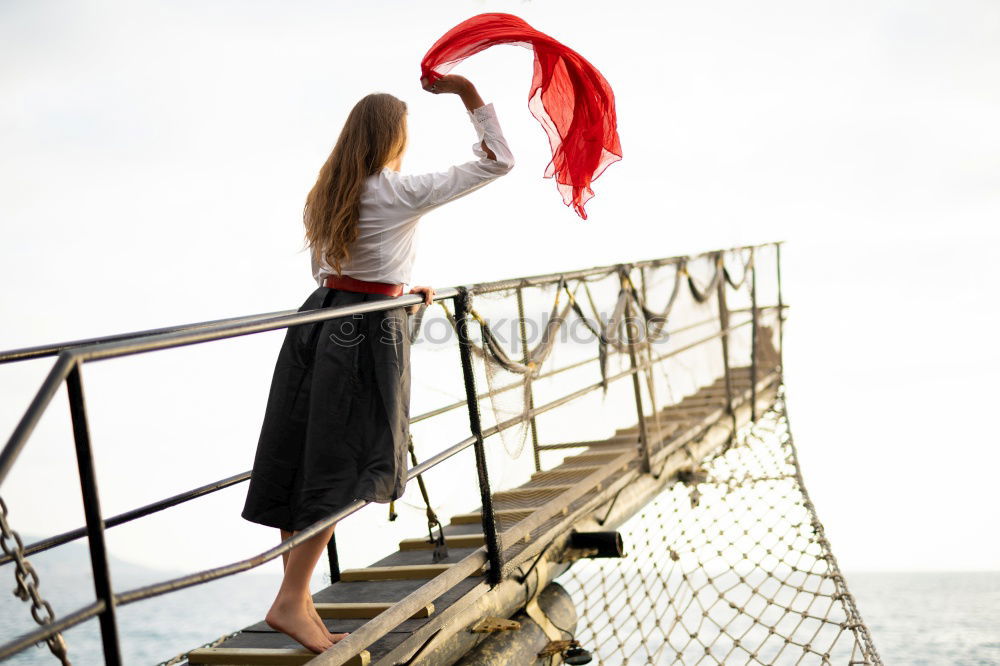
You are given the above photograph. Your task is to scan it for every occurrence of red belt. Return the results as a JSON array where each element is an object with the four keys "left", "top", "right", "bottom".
[{"left": 324, "top": 274, "right": 404, "bottom": 297}]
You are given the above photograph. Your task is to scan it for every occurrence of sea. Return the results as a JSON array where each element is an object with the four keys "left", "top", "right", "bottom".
[{"left": 0, "top": 539, "right": 997, "bottom": 665}]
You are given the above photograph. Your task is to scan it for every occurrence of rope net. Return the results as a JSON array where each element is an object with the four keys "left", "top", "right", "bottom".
[{"left": 556, "top": 394, "right": 882, "bottom": 665}]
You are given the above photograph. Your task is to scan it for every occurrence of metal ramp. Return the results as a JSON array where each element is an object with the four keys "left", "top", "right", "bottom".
[
  {"left": 187, "top": 361, "right": 781, "bottom": 666},
  {"left": 0, "top": 243, "right": 786, "bottom": 666}
]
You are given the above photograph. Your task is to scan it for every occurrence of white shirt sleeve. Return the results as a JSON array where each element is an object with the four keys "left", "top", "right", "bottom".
[
  {"left": 383, "top": 102, "right": 515, "bottom": 214},
  {"left": 311, "top": 247, "right": 323, "bottom": 287}
]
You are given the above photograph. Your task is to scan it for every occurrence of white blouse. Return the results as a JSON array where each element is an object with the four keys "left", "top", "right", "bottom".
[{"left": 311, "top": 103, "right": 515, "bottom": 287}]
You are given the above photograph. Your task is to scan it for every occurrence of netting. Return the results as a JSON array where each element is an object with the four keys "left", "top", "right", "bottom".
[{"left": 556, "top": 394, "right": 882, "bottom": 665}]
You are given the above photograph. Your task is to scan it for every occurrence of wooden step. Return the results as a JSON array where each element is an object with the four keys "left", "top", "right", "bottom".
[
  {"left": 187, "top": 647, "right": 369, "bottom": 665},
  {"left": 655, "top": 412, "right": 695, "bottom": 421},
  {"left": 536, "top": 440, "right": 635, "bottom": 452},
  {"left": 656, "top": 409, "right": 720, "bottom": 419},
  {"left": 451, "top": 508, "right": 534, "bottom": 524},
  {"left": 493, "top": 484, "right": 574, "bottom": 501},
  {"left": 649, "top": 421, "right": 683, "bottom": 436},
  {"left": 697, "top": 387, "right": 734, "bottom": 395},
  {"left": 339, "top": 563, "right": 484, "bottom": 582},
  {"left": 562, "top": 451, "right": 630, "bottom": 466},
  {"left": 399, "top": 533, "right": 485, "bottom": 550},
  {"left": 617, "top": 418, "right": 687, "bottom": 432},
  {"left": 671, "top": 401, "right": 723, "bottom": 410},
  {"left": 315, "top": 602, "right": 434, "bottom": 619},
  {"left": 604, "top": 433, "right": 643, "bottom": 442},
  {"left": 530, "top": 465, "right": 604, "bottom": 482},
  {"left": 616, "top": 422, "right": 683, "bottom": 437},
  {"left": 541, "top": 436, "right": 638, "bottom": 449},
  {"left": 526, "top": 464, "right": 627, "bottom": 490},
  {"left": 675, "top": 397, "right": 728, "bottom": 406}
]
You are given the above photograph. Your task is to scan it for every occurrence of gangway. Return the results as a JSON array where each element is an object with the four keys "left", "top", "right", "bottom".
[{"left": 1, "top": 243, "right": 879, "bottom": 665}]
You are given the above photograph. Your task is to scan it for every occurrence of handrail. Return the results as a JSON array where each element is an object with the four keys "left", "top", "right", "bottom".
[
  {"left": 0, "top": 291, "right": 455, "bottom": 486},
  {"left": 0, "top": 310, "right": 763, "bottom": 656},
  {"left": 0, "top": 471, "right": 251, "bottom": 566},
  {"left": 410, "top": 309, "right": 751, "bottom": 424},
  {"left": 0, "top": 304, "right": 781, "bottom": 569},
  {"left": 0, "top": 242, "right": 784, "bottom": 664},
  {"left": 0, "top": 242, "right": 780, "bottom": 364},
  {"left": 111, "top": 312, "right": 757, "bottom": 603},
  {"left": 0, "top": 601, "right": 106, "bottom": 659},
  {"left": 0, "top": 309, "right": 297, "bottom": 365}
]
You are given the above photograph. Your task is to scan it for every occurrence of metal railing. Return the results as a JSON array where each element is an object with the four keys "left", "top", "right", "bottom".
[{"left": 0, "top": 242, "right": 784, "bottom": 665}]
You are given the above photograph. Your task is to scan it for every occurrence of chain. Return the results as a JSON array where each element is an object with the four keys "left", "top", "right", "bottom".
[{"left": 0, "top": 496, "right": 71, "bottom": 665}]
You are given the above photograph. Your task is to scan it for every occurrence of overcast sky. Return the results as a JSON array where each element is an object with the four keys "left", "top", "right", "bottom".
[{"left": 1, "top": 0, "right": 998, "bottom": 584}]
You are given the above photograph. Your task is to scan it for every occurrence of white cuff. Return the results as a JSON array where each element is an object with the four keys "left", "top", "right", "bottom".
[{"left": 468, "top": 102, "right": 496, "bottom": 141}]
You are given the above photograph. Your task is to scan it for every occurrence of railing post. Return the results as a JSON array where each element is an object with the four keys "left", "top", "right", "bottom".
[
  {"left": 66, "top": 362, "right": 122, "bottom": 666},
  {"left": 749, "top": 247, "right": 759, "bottom": 421},
  {"left": 715, "top": 254, "right": 739, "bottom": 443},
  {"left": 515, "top": 287, "right": 543, "bottom": 473},
  {"left": 637, "top": 266, "right": 662, "bottom": 442},
  {"left": 776, "top": 242, "right": 785, "bottom": 374},
  {"left": 454, "top": 288, "right": 504, "bottom": 586},
  {"left": 326, "top": 533, "right": 341, "bottom": 584},
  {"left": 620, "top": 267, "right": 653, "bottom": 475}
]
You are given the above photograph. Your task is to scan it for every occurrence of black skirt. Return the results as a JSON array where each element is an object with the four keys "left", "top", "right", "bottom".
[{"left": 241, "top": 287, "right": 411, "bottom": 532}]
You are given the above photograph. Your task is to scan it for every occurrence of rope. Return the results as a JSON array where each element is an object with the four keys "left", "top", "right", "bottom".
[
  {"left": 686, "top": 256, "right": 722, "bottom": 304},
  {"left": 722, "top": 247, "right": 755, "bottom": 290}
]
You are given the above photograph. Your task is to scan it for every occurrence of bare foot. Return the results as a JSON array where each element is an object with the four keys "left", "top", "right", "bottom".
[
  {"left": 308, "top": 598, "right": 350, "bottom": 644},
  {"left": 266, "top": 597, "right": 334, "bottom": 653}
]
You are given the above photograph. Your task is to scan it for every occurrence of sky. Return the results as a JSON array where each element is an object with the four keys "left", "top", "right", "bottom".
[{"left": 1, "top": 0, "right": 998, "bottom": 591}]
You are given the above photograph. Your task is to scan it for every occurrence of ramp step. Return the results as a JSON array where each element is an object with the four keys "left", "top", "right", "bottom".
[
  {"left": 493, "top": 484, "right": 573, "bottom": 501},
  {"left": 451, "top": 508, "right": 534, "bottom": 524},
  {"left": 187, "top": 647, "right": 369, "bottom": 665},
  {"left": 562, "top": 451, "right": 631, "bottom": 466},
  {"left": 530, "top": 465, "right": 604, "bottom": 481},
  {"left": 674, "top": 397, "right": 728, "bottom": 406},
  {"left": 339, "top": 563, "right": 485, "bottom": 582},
  {"left": 315, "top": 602, "right": 434, "bottom": 619},
  {"left": 399, "top": 534, "right": 485, "bottom": 550},
  {"left": 539, "top": 438, "right": 638, "bottom": 450},
  {"left": 616, "top": 421, "right": 690, "bottom": 435}
]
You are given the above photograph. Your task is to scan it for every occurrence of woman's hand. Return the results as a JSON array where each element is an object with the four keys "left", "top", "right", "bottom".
[
  {"left": 407, "top": 285, "right": 435, "bottom": 315},
  {"left": 421, "top": 74, "right": 485, "bottom": 112},
  {"left": 421, "top": 74, "right": 471, "bottom": 95}
]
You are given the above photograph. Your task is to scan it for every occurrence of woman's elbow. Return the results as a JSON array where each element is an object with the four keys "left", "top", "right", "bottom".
[{"left": 494, "top": 153, "right": 515, "bottom": 175}]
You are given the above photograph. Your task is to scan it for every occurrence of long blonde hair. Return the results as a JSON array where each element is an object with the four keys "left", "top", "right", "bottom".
[{"left": 303, "top": 93, "right": 408, "bottom": 276}]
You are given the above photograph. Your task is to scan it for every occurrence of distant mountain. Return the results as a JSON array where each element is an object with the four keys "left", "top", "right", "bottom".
[
  {"left": 1, "top": 534, "right": 283, "bottom": 665},
  {"left": 10, "top": 533, "right": 181, "bottom": 589}
]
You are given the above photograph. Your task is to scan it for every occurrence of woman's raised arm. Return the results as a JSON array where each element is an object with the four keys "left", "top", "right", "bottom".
[
  {"left": 381, "top": 76, "right": 514, "bottom": 213},
  {"left": 421, "top": 74, "right": 496, "bottom": 160}
]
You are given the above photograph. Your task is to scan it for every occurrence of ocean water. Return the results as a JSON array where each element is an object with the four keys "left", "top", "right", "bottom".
[
  {"left": 1, "top": 552, "right": 997, "bottom": 665},
  {"left": 0, "top": 538, "right": 290, "bottom": 665},
  {"left": 846, "top": 571, "right": 1000, "bottom": 666}
]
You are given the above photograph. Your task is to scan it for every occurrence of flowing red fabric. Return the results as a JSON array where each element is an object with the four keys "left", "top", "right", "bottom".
[{"left": 421, "top": 13, "right": 622, "bottom": 219}]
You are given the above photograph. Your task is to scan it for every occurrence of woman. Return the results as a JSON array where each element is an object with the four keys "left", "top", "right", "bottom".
[{"left": 240, "top": 75, "right": 514, "bottom": 653}]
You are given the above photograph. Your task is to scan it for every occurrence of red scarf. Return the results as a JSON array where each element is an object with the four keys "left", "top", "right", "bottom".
[{"left": 421, "top": 13, "right": 622, "bottom": 220}]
